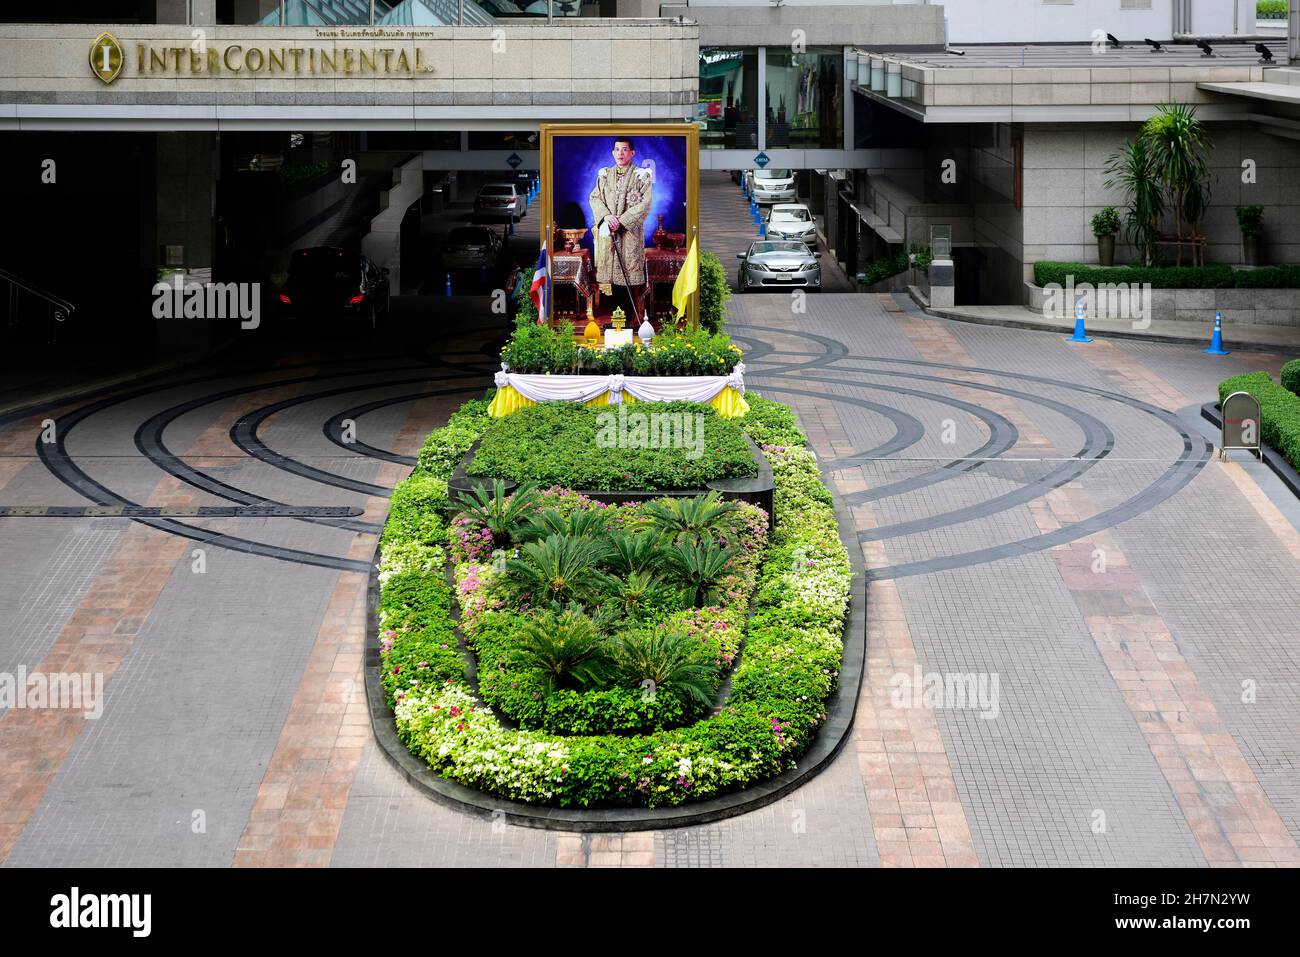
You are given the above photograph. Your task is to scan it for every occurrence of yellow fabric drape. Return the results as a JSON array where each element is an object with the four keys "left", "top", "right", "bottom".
[{"left": 487, "top": 385, "right": 748, "bottom": 419}]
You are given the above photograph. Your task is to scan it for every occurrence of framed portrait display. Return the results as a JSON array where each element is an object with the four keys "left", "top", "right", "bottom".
[{"left": 538, "top": 123, "right": 699, "bottom": 331}]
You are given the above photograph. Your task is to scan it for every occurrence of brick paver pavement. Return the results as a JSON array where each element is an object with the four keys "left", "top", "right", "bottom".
[{"left": 2, "top": 189, "right": 1299, "bottom": 867}]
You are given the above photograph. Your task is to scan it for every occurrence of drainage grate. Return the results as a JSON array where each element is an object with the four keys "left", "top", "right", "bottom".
[{"left": 0, "top": 505, "right": 365, "bottom": 518}]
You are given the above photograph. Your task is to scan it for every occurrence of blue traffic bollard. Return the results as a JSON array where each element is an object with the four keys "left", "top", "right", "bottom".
[
  {"left": 758, "top": 220, "right": 766, "bottom": 238},
  {"left": 445, "top": 272, "right": 453, "bottom": 297},
  {"left": 1065, "top": 302, "right": 1093, "bottom": 343},
  {"left": 1204, "top": 311, "right": 1230, "bottom": 355}
]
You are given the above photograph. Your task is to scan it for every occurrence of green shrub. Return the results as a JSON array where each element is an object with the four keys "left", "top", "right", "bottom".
[
  {"left": 1258, "top": 0, "right": 1286, "bottom": 18},
  {"left": 860, "top": 251, "right": 911, "bottom": 287},
  {"left": 1219, "top": 371, "right": 1300, "bottom": 469},
  {"left": 500, "top": 323, "right": 742, "bottom": 377},
  {"left": 698, "top": 250, "right": 731, "bottom": 334},
  {"left": 1091, "top": 207, "right": 1121, "bottom": 237},
  {"left": 414, "top": 398, "right": 491, "bottom": 478},
  {"left": 382, "top": 474, "right": 449, "bottom": 546},
  {"left": 741, "top": 393, "right": 807, "bottom": 447},
  {"left": 1233, "top": 266, "right": 1300, "bottom": 289},
  {"left": 1281, "top": 359, "right": 1300, "bottom": 397},
  {"left": 468, "top": 402, "right": 757, "bottom": 492},
  {"left": 1236, "top": 205, "right": 1264, "bottom": 237},
  {"left": 513, "top": 266, "right": 537, "bottom": 326},
  {"left": 1034, "top": 261, "right": 1236, "bottom": 289}
]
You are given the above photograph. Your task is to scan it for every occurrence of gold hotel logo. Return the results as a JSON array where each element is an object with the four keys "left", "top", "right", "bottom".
[{"left": 90, "top": 32, "right": 124, "bottom": 84}]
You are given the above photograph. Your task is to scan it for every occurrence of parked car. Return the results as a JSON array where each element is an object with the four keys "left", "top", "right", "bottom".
[
  {"left": 474, "top": 183, "right": 524, "bottom": 222},
  {"left": 747, "top": 168, "right": 797, "bottom": 204},
  {"left": 736, "top": 240, "right": 821, "bottom": 292},
  {"left": 278, "top": 247, "right": 390, "bottom": 329},
  {"left": 766, "top": 203, "right": 818, "bottom": 247},
  {"left": 440, "top": 226, "right": 504, "bottom": 272}
]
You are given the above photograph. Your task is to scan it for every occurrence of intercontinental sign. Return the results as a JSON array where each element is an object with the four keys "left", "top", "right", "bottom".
[{"left": 89, "top": 31, "right": 439, "bottom": 85}]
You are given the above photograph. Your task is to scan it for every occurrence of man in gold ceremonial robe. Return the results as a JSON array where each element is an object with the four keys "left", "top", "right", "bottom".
[{"left": 588, "top": 136, "right": 654, "bottom": 323}]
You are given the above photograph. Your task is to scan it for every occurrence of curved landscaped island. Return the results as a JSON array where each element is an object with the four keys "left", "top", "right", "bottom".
[{"left": 368, "top": 329, "right": 857, "bottom": 823}]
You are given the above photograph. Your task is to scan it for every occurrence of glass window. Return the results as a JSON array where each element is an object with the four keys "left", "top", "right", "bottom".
[
  {"left": 697, "top": 48, "right": 759, "bottom": 150},
  {"left": 764, "top": 47, "right": 844, "bottom": 150},
  {"left": 754, "top": 169, "right": 793, "bottom": 180}
]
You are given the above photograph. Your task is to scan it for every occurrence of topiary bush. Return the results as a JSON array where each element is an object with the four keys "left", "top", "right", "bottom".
[
  {"left": 698, "top": 250, "right": 731, "bottom": 334},
  {"left": 1281, "top": 359, "right": 1300, "bottom": 397},
  {"left": 1219, "top": 371, "right": 1300, "bottom": 469}
]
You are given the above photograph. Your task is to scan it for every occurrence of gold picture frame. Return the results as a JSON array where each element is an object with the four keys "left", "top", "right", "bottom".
[{"left": 538, "top": 122, "right": 700, "bottom": 331}]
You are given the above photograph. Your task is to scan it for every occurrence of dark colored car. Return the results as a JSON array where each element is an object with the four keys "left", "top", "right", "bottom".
[
  {"left": 440, "top": 226, "right": 503, "bottom": 272},
  {"left": 278, "top": 247, "right": 390, "bottom": 329},
  {"left": 736, "top": 240, "right": 821, "bottom": 292}
]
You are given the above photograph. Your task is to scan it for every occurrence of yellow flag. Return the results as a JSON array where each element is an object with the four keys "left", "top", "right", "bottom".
[{"left": 672, "top": 237, "right": 699, "bottom": 323}]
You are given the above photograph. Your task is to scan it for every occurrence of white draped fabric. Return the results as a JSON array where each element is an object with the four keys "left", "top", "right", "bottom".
[{"left": 495, "top": 364, "right": 745, "bottom": 406}]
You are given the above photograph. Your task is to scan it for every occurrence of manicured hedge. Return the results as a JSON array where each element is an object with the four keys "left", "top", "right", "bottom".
[
  {"left": 1034, "top": 262, "right": 1240, "bottom": 289},
  {"left": 468, "top": 401, "right": 757, "bottom": 492},
  {"left": 699, "top": 251, "right": 731, "bottom": 334},
  {"left": 378, "top": 390, "right": 853, "bottom": 808},
  {"left": 1281, "top": 359, "right": 1300, "bottom": 397},
  {"left": 1219, "top": 371, "right": 1300, "bottom": 469}
]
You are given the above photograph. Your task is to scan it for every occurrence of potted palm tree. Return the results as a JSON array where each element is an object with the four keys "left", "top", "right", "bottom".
[
  {"left": 1141, "top": 103, "right": 1214, "bottom": 266},
  {"left": 1237, "top": 205, "right": 1264, "bottom": 266},
  {"left": 1091, "top": 207, "right": 1121, "bottom": 267},
  {"left": 1104, "top": 139, "right": 1163, "bottom": 267}
]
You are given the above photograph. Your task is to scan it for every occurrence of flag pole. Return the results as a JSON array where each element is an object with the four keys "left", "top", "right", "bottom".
[{"left": 691, "top": 224, "right": 699, "bottom": 332}]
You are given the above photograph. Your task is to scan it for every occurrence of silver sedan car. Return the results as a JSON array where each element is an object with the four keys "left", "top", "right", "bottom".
[{"left": 736, "top": 241, "right": 822, "bottom": 292}]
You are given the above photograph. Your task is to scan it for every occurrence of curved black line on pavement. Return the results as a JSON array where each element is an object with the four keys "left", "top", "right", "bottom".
[
  {"left": 230, "top": 376, "right": 481, "bottom": 495},
  {"left": 321, "top": 386, "right": 482, "bottom": 466},
  {"left": 768, "top": 371, "right": 1115, "bottom": 541},
  {"left": 36, "top": 366, "right": 431, "bottom": 571},
  {"left": 818, "top": 386, "right": 1020, "bottom": 499}
]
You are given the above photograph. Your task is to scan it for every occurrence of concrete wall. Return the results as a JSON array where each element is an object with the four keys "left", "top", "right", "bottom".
[
  {"left": 1021, "top": 122, "right": 1300, "bottom": 271},
  {"left": 659, "top": 3, "right": 943, "bottom": 48},
  {"left": 927, "top": 0, "right": 1252, "bottom": 46},
  {"left": 1026, "top": 282, "right": 1300, "bottom": 327},
  {"left": 0, "top": 21, "right": 699, "bottom": 127}
]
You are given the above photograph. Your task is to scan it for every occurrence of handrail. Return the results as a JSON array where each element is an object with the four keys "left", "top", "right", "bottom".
[{"left": 0, "top": 266, "right": 76, "bottom": 320}]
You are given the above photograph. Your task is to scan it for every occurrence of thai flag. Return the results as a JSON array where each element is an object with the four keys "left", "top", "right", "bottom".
[{"left": 529, "top": 242, "right": 548, "bottom": 324}]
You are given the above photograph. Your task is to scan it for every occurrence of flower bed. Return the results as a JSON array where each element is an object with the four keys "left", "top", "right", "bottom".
[
  {"left": 468, "top": 402, "right": 758, "bottom": 492},
  {"left": 377, "top": 392, "right": 853, "bottom": 808}
]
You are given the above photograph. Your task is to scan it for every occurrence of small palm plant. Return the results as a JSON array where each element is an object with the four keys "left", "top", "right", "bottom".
[
  {"left": 1104, "top": 138, "right": 1164, "bottom": 266},
  {"left": 605, "top": 531, "right": 668, "bottom": 576},
  {"left": 661, "top": 538, "right": 737, "bottom": 607},
  {"left": 506, "top": 606, "right": 609, "bottom": 694},
  {"left": 644, "top": 492, "right": 739, "bottom": 545},
  {"left": 516, "top": 507, "right": 609, "bottom": 544},
  {"left": 1142, "top": 102, "right": 1213, "bottom": 244},
  {"left": 506, "top": 534, "right": 613, "bottom": 606},
  {"left": 612, "top": 627, "right": 719, "bottom": 708},
  {"left": 459, "top": 480, "right": 543, "bottom": 548},
  {"left": 604, "top": 570, "right": 676, "bottom": 622}
]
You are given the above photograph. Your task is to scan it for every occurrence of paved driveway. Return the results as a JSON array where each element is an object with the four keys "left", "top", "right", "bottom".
[{"left": 1, "top": 264, "right": 1299, "bottom": 868}]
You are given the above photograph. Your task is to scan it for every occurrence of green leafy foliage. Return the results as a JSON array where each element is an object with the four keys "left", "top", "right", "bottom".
[
  {"left": 1034, "top": 262, "right": 1241, "bottom": 289},
  {"left": 698, "top": 250, "right": 731, "bottom": 334},
  {"left": 1091, "top": 206, "right": 1121, "bottom": 237},
  {"left": 468, "top": 402, "right": 756, "bottom": 492},
  {"left": 414, "top": 398, "right": 491, "bottom": 478},
  {"left": 500, "top": 323, "right": 743, "bottom": 377},
  {"left": 610, "top": 628, "right": 719, "bottom": 708},
  {"left": 1219, "top": 371, "right": 1300, "bottom": 469},
  {"left": 1281, "top": 359, "right": 1300, "bottom": 397},
  {"left": 660, "top": 539, "right": 738, "bottom": 607},
  {"left": 1236, "top": 205, "right": 1264, "bottom": 237},
  {"left": 504, "top": 606, "right": 610, "bottom": 695},
  {"left": 740, "top": 393, "right": 807, "bottom": 447},
  {"left": 458, "top": 480, "right": 544, "bottom": 548},
  {"left": 644, "top": 490, "right": 740, "bottom": 545}
]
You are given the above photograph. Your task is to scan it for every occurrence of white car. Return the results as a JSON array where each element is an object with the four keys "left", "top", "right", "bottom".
[
  {"left": 766, "top": 204, "right": 817, "bottom": 248},
  {"left": 747, "top": 168, "right": 797, "bottom": 204}
]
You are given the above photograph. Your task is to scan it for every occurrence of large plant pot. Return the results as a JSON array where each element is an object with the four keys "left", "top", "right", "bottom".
[
  {"left": 1097, "top": 234, "right": 1116, "bottom": 267},
  {"left": 1243, "top": 233, "right": 1261, "bottom": 267}
]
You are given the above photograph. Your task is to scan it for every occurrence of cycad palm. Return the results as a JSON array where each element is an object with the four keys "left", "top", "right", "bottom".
[
  {"left": 661, "top": 538, "right": 736, "bottom": 607},
  {"left": 645, "top": 492, "right": 739, "bottom": 545},
  {"left": 507, "top": 534, "right": 612, "bottom": 605},
  {"left": 613, "top": 628, "right": 718, "bottom": 708},
  {"left": 459, "top": 480, "right": 542, "bottom": 547},
  {"left": 605, "top": 531, "right": 667, "bottom": 576},
  {"left": 517, "top": 507, "right": 609, "bottom": 544},
  {"left": 507, "top": 606, "right": 609, "bottom": 694}
]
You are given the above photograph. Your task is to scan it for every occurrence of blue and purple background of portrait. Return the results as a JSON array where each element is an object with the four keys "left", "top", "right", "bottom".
[{"left": 550, "top": 134, "right": 688, "bottom": 255}]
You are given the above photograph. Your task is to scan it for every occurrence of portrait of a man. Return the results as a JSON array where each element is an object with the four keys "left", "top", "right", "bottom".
[
  {"left": 541, "top": 124, "right": 697, "bottom": 328},
  {"left": 589, "top": 137, "right": 654, "bottom": 321}
]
